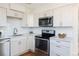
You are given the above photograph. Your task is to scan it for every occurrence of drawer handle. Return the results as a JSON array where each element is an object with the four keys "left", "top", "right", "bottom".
[
  {"left": 56, "top": 41, "right": 60, "bottom": 43},
  {"left": 56, "top": 46, "right": 60, "bottom": 48}
]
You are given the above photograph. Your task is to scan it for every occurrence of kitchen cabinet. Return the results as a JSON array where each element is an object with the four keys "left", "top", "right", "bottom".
[
  {"left": 7, "top": 9, "right": 24, "bottom": 19},
  {"left": 0, "top": 3, "right": 9, "bottom": 9},
  {"left": 53, "top": 5, "right": 74, "bottom": 27},
  {"left": 33, "top": 14, "right": 39, "bottom": 27},
  {"left": 26, "top": 14, "right": 34, "bottom": 27},
  {"left": 27, "top": 34, "right": 35, "bottom": 52},
  {"left": 19, "top": 37, "right": 27, "bottom": 53},
  {"left": 21, "top": 14, "right": 27, "bottom": 27},
  {"left": 11, "top": 36, "right": 27, "bottom": 56},
  {"left": 53, "top": 8, "right": 62, "bottom": 27},
  {"left": 50, "top": 38, "right": 71, "bottom": 56},
  {"left": 10, "top": 3, "right": 26, "bottom": 13},
  {"left": 61, "top": 6, "right": 74, "bottom": 27},
  {"left": 0, "top": 7, "right": 7, "bottom": 26},
  {"left": 44, "top": 10, "right": 53, "bottom": 17}
]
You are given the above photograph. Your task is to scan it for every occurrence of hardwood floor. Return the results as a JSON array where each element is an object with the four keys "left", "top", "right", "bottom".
[{"left": 20, "top": 50, "right": 48, "bottom": 56}]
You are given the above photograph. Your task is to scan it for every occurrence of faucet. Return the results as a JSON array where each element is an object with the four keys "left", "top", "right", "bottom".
[{"left": 13, "top": 28, "right": 18, "bottom": 35}]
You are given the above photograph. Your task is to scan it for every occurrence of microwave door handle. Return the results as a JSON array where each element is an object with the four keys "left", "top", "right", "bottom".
[{"left": 48, "top": 19, "right": 49, "bottom": 25}]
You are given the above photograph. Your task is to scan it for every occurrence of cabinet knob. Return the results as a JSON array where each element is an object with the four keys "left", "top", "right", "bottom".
[{"left": 56, "top": 41, "right": 60, "bottom": 43}]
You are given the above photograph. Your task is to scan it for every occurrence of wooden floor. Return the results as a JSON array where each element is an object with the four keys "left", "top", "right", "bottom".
[{"left": 20, "top": 50, "right": 48, "bottom": 56}]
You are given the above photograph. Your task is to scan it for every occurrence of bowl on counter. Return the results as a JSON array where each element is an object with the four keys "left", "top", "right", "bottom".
[{"left": 58, "top": 33, "right": 66, "bottom": 39}]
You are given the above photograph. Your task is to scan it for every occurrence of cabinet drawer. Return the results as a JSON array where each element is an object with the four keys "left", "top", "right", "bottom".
[
  {"left": 54, "top": 45, "right": 70, "bottom": 56},
  {"left": 50, "top": 40, "right": 70, "bottom": 47}
]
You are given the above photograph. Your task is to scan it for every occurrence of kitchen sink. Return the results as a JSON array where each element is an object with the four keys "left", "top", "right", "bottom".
[{"left": 13, "top": 34, "right": 23, "bottom": 36}]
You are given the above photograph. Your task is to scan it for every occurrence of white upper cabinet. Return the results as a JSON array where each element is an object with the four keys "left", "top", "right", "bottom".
[
  {"left": 10, "top": 3, "right": 26, "bottom": 13},
  {"left": 39, "top": 10, "right": 53, "bottom": 18},
  {"left": 53, "top": 5, "right": 74, "bottom": 27},
  {"left": 33, "top": 15, "right": 39, "bottom": 27},
  {"left": 61, "top": 6, "right": 74, "bottom": 27},
  {"left": 53, "top": 8, "right": 62, "bottom": 27},
  {"left": 44, "top": 10, "right": 53, "bottom": 17},
  {"left": 0, "top": 7, "right": 7, "bottom": 26},
  {"left": 26, "top": 14, "right": 34, "bottom": 27},
  {"left": 7, "top": 9, "right": 24, "bottom": 19},
  {"left": 0, "top": 3, "right": 9, "bottom": 9}
]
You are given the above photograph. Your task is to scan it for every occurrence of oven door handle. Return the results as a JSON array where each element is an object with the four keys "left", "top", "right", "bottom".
[{"left": 36, "top": 38, "right": 48, "bottom": 41}]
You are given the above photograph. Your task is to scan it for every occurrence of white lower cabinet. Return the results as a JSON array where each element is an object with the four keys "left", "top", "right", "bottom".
[
  {"left": 50, "top": 38, "right": 71, "bottom": 56},
  {"left": 27, "top": 34, "right": 35, "bottom": 52},
  {"left": 11, "top": 36, "right": 27, "bottom": 56}
]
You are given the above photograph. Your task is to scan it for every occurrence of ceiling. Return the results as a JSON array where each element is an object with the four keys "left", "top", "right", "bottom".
[
  {"left": 25, "top": 3, "right": 72, "bottom": 13},
  {"left": 25, "top": 3, "right": 71, "bottom": 9}
]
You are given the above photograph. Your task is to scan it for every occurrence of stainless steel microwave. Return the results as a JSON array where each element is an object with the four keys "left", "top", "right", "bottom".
[{"left": 39, "top": 16, "right": 53, "bottom": 27}]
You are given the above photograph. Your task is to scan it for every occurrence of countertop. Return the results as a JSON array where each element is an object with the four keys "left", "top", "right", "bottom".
[
  {"left": 0, "top": 38, "right": 10, "bottom": 43},
  {"left": 50, "top": 36, "right": 72, "bottom": 42}
]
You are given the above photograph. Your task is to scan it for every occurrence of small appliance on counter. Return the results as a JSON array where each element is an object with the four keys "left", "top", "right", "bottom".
[
  {"left": 35, "top": 30, "right": 55, "bottom": 56},
  {"left": 13, "top": 28, "right": 18, "bottom": 35}
]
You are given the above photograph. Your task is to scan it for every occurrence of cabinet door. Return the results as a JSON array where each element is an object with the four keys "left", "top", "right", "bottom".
[
  {"left": 0, "top": 3, "right": 9, "bottom": 8},
  {"left": 0, "top": 8, "right": 6, "bottom": 26},
  {"left": 26, "top": 14, "right": 34, "bottom": 27},
  {"left": 10, "top": 3, "right": 26, "bottom": 13},
  {"left": 11, "top": 36, "right": 27, "bottom": 56},
  {"left": 27, "top": 35, "right": 35, "bottom": 52},
  {"left": 21, "top": 13, "right": 27, "bottom": 27},
  {"left": 53, "top": 8, "right": 62, "bottom": 27},
  {"left": 45, "top": 10, "right": 53, "bottom": 17},
  {"left": 11, "top": 39, "right": 20, "bottom": 56},
  {"left": 61, "top": 6, "right": 73, "bottom": 27},
  {"left": 33, "top": 14, "right": 39, "bottom": 27},
  {"left": 7, "top": 9, "right": 24, "bottom": 19},
  {"left": 20, "top": 37, "right": 27, "bottom": 53}
]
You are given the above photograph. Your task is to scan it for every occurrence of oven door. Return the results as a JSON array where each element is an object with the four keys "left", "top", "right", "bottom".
[{"left": 35, "top": 38, "right": 48, "bottom": 52}]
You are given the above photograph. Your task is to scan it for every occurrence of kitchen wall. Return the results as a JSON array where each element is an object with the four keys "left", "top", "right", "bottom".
[{"left": 2, "top": 17, "right": 25, "bottom": 37}]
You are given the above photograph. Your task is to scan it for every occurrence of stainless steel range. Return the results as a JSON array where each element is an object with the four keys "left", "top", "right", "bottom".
[{"left": 35, "top": 30, "right": 55, "bottom": 56}]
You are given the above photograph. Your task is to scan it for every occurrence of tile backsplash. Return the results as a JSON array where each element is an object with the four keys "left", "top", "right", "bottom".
[
  {"left": 0, "top": 26, "right": 73, "bottom": 38},
  {"left": 22, "top": 27, "right": 73, "bottom": 37}
]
